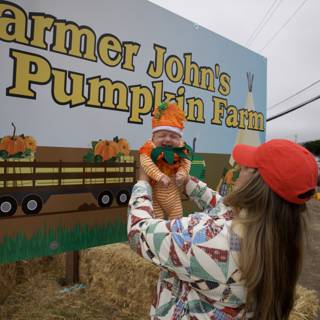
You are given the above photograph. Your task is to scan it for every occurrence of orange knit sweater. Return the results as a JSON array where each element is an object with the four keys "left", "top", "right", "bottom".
[{"left": 139, "top": 139, "right": 191, "bottom": 219}]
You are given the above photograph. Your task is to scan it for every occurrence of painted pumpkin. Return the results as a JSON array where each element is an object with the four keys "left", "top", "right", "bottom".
[
  {"left": 117, "top": 138, "right": 130, "bottom": 156},
  {"left": 23, "top": 135, "right": 37, "bottom": 152},
  {"left": 94, "top": 140, "right": 119, "bottom": 161},
  {"left": 0, "top": 123, "right": 26, "bottom": 155},
  {"left": 0, "top": 135, "right": 26, "bottom": 155}
]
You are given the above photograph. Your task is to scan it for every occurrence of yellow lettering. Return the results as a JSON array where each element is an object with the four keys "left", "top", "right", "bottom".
[
  {"left": 218, "top": 73, "right": 231, "bottom": 96},
  {"left": 7, "top": 49, "right": 51, "bottom": 98},
  {"left": 51, "top": 21, "right": 97, "bottom": 61},
  {"left": 225, "top": 105, "right": 239, "bottom": 128},
  {"left": 86, "top": 77, "right": 129, "bottom": 111},
  {"left": 147, "top": 44, "right": 166, "bottom": 78},
  {"left": 183, "top": 53, "right": 200, "bottom": 88},
  {"left": 164, "top": 92, "right": 176, "bottom": 102},
  {"left": 175, "top": 86, "right": 185, "bottom": 110},
  {"left": 163, "top": 86, "right": 185, "bottom": 108},
  {"left": 98, "top": 33, "right": 122, "bottom": 67},
  {"left": 200, "top": 67, "right": 215, "bottom": 91},
  {"left": 238, "top": 109, "right": 248, "bottom": 129},
  {"left": 152, "top": 81, "right": 164, "bottom": 109},
  {"left": 248, "top": 111, "right": 265, "bottom": 131},
  {"left": 128, "top": 85, "right": 153, "bottom": 123},
  {"left": 211, "top": 96, "right": 227, "bottom": 125},
  {"left": 165, "top": 55, "right": 183, "bottom": 82},
  {"left": 29, "top": 14, "right": 54, "bottom": 49},
  {"left": 51, "top": 69, "right": 86, "bottom": 107},
  {"left": 186, "top": 98, "right": 205, "bottom": 123},
  {"left": 121, "top": 42, "right": 140, "bottom": 71},
  {"left": 0, "top": 2, "right": 29, "bottom": 44}
]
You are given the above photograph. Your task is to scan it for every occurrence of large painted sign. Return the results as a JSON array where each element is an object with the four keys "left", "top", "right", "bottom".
[{"left": 0, "top": 0, "right": 267, "bottom": 263}]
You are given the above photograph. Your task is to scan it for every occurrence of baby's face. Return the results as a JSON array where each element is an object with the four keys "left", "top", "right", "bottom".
[{"left": 152, "top": 130, "right": 182, "bottom": 148}]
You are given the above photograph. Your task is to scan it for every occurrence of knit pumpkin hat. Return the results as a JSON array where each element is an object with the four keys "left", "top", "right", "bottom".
[{"left": 152, "top": 102, "right": 186, "bottom": 136}]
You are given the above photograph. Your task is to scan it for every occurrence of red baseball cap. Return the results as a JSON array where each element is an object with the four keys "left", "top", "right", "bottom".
[{"left": 232, "top": 139, "right": 318, "bottom": 204}]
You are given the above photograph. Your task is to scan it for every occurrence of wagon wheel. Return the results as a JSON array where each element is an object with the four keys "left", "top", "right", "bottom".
[
  {"left": 0, "top": 196, "right": 17, "bottom": 217},
  {"left": 22, "top": 195, "right": 43, "bottom": 215},
  {"left": 97, "top": 191, "right": 113, "bottom": 207},
  {"left": 116, "top": 190, "right": 130, "bottom": 206}
]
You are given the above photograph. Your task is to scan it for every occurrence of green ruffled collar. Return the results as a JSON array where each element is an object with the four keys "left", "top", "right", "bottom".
[{"left": 151, "top": 143, "right": 192, "bottom": 165}]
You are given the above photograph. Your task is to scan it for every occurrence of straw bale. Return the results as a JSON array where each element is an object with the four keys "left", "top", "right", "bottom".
[
  {"left": 80, "top": 242, "right": 160, "bottom": 317},
  {"left": 15, "top": 255, "right": 65, "bottom": 282},
  {"left": 0, "top": 262, "right": 17, "bottom": 303},
  {"left": 0, "top": 269, "right": 142, "bottom": 320},
  {"left": 290, "top": 285, "right": 320, "bottom": 320},
  {"left": 0, "top": 255, "right": 64, "bottom": 304},
  {"left": 0, "top": 243, "right": 318, "bottom": 319},
  {"left": 80, "top": 243, "right": 319, "bottom": 319}
]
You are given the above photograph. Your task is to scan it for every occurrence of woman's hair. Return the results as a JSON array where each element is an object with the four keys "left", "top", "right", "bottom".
[{"left": 224, "top": 171, "right": 308, "bottom": 320}]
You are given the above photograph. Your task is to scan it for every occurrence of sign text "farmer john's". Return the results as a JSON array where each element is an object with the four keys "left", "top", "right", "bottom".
[{"left": 0, "top": 1, "right": 265, "bottom": 131}]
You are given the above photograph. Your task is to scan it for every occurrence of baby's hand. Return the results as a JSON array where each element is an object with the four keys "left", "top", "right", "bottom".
[
  {"left": 159, "top": 174, "right": 171, "bottom": 187},
  {"left": 175, "top": 172, "right": 186, "bottom": 187}
]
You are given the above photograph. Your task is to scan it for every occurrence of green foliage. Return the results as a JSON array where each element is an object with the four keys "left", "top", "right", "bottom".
[
  {"left": 0, "top": 148, "right": 32, "bottom": 160},
  {"left": 83, "top": 150, "right": 94, "bottom": 162},
  {"left": 0, "top": 150, "right": 9, "bottom": 159},
  {"left": 95, "top": 155, "right": 103, "bottom": 162},
  {"left": 83, "top": 141, "right": 101, "bottom": 162},
  {"left": 302, "top": 140, "right": 320, "bottom": 156},
  {"left": 83, "top": 149, "right": 101, "bottom": 162}
]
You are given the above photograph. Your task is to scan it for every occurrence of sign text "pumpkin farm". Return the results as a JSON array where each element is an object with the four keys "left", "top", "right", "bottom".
[{"left": 0, "top": 1, "right": 265, "bottom": 131}]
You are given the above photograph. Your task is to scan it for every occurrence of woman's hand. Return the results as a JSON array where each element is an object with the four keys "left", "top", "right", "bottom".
[{"left": 139, "top": 167, "right": 150, "bottom": 182}]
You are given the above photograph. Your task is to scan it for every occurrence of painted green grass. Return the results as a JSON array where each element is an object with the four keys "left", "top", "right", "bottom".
[{"left": 0, "top": 221, "right": 127, "bottom": 264}]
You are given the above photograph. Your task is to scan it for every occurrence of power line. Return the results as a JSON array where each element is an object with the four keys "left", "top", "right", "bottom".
[
  {"left": 246, "top": 0, "right": 283, "bottom": 47},
  {"left": 245, "top": 0, "right": 278, "bottom": 46},
  {"left": 268, "top": 79, "right": 320, "bottom": 111},
  {"left": 267, "top": 94, "right": 320, "bottom": 121},
  {"left": 261, "top": 0, "right": 309, "bottom": 51}
]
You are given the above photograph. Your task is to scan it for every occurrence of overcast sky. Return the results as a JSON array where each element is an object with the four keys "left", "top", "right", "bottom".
[{"left": 149, "top": 0, "right": 319, "bottom": 143}]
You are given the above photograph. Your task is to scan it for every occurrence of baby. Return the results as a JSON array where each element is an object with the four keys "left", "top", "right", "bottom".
[{"left": 139, "top": 102, "right": 192, "bottom": 219}]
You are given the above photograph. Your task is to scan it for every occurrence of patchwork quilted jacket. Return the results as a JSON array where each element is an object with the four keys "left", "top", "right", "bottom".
[{"left": 127, "top": 177, "right": 249, "bottom": 320}]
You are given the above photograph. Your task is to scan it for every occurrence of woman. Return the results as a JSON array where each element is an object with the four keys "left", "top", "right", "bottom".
[{"left": 127, "top": 139, "right": 318, "bottom": 320}]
